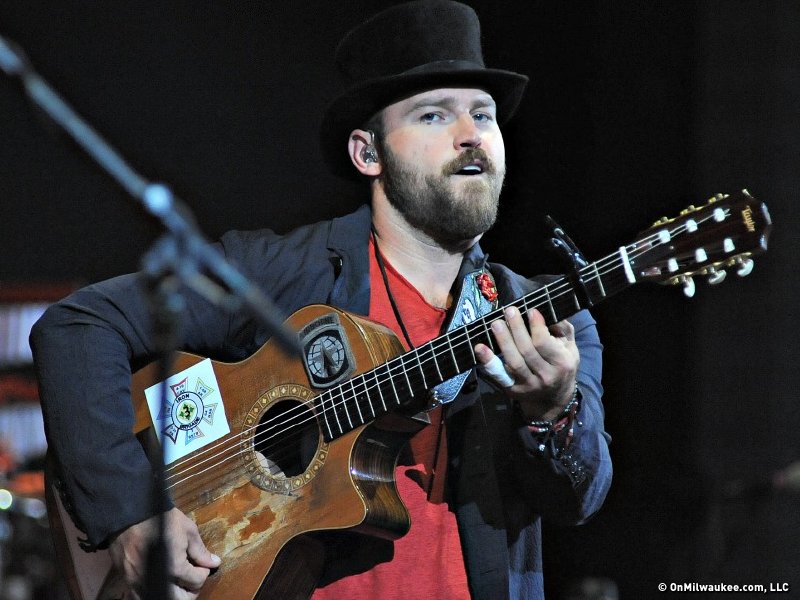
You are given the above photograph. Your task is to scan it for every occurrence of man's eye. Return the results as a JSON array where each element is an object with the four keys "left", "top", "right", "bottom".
[
  {"left": 473, "top": 112, "right": 493, "bottom": 123},
  {"left": 421, "top": 112, "right": 442, "bottom": 124}
]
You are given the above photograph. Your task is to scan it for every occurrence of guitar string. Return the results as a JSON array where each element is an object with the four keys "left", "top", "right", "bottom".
[
  {"left": 165, "top": 270, "right": 617, "bottom": 507},
  {"left": 163, "top": 248, "right": 619, "bottom": 481},
  {"left": 166, "top": 272, "right": 684, "bottom": 505},
  {"left": 164, "top": 217, "right": 705, "bottom": 500},
  {"left": 163, "top": 216, "right": 721, "bottom": 499},
  {"left": 165, "top": 299, "right": 580, "bottom": 499},
  {"left": 165, "top": 219, "right": 697, "bottom": 499},
  {"left": 164, "top": 259, "right": 615, "bottom": 500}
]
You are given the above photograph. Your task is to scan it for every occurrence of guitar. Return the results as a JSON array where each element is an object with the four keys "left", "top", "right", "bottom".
[{"left": 46, "top": 190, "right": 771, "bottom": 599}]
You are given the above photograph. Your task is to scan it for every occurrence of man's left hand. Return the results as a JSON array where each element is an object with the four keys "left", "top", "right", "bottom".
[{"left": 475, "top": 306, "right": 579, "bottom": 421}]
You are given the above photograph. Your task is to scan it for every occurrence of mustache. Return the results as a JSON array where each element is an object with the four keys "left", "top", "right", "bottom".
[{"left": 442, "top": 148, "right": 497, "bottom": 176}]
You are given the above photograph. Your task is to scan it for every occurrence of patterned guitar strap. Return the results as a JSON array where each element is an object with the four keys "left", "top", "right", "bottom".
[{"left": 429, "top": 268, "right": 499, "bottom": 405}]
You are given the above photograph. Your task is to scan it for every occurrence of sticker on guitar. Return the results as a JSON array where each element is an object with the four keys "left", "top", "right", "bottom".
[{"left": 144, "top": 358, "right": 230, "bottom": 464}]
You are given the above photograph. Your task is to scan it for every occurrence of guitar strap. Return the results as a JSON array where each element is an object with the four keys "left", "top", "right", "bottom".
[{"left": 430, "top": 269, "right": 499, "bottom": 405}]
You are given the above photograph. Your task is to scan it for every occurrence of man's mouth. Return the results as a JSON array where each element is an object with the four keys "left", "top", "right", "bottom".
[
  {"left": 455, "top": 161, "right": 486, "bottom": 175},
  {"left": 442, "top": 149, "right": 495, "bottom": 177}
]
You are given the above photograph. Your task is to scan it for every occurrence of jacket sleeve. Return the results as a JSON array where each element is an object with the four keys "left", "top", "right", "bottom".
[
  {"left": 30, "top": 269, "right": 236, "bottom": 549},
  {"left": 508, "top": 308, "right": 612, "bottom": 525}
]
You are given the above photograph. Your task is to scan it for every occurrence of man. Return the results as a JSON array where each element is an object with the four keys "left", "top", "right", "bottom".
[{"left": 31, "top": 2, "right": 612, "bottom": 599}]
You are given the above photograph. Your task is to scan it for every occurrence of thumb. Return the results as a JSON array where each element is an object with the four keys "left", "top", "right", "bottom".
[{"left": 186, "top": 530, "right": 221, "bottom": 569}]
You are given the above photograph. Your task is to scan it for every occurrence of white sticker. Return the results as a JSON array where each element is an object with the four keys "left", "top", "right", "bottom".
[{"left": 144, "top": 358, "right": 230, "bottom": 465}]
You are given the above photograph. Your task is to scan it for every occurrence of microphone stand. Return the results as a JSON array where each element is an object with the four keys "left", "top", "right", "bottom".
[{"left": 1, "top": 35, "right": 300, "bottom": 599}]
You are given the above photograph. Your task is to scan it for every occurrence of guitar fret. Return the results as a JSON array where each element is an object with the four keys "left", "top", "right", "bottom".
[
  {"left": 401, "top": 356, "right": 414, "bottom": 398},
  {"left": 480, "top": 316, "right": 495, "bottom": 352},
  {"left": 413, "top": 348, "right": 428, "bottom": 389},
  {"left": 349, "top": 378, "right": 364, "bottom": 425},
  {"left": 385, "top": 362, "right": 402, "bottom": 405},
  {"left": 543, "top": 286, "right": 558, "bottom": 323},
  {"left": 441, "top": 334, "right": 467, "bottom": 377},
  {"left": 446, "top": 332, "right": 460, "bottom": 372},
  {"left": 592, "top": 263, "right": 607, "bottom": 297},
  {"left": 618, "top": 246, "right": 636, "bottom": 283},
  {"left": 341, "top": 384, "right": 354, "bottom": 428},
  {"left": 430, "top": 344, "right": 444, "bottom": 381},
  {"left": 363, "top": 373, "right": 377, "bottom": 418},
  {"left": 319, "top": 391, "right": 335, "bottom": 438},
  {"left": 371, "top": 368, "right": 386, "bottom": 413},
  {"left": 337, "top": 394, "right": 351, "bottom": 433},
  {"left": 358, "top": 378, "right": 371, "bottom": 420},
  {"left": 590, "top": 272, "right": 607, "bottom": 303},
  {"left": 465, "top": 330, "right": 477, "bottom": 363},
  {"left": 330, "top": 389, "right": 344, "bottom": 435},
  {"left": 361, "top": 375, "right": 376, "bottom": 419},
  {"left": 359, "top": 379, "right": 371, "bottom": 421}
]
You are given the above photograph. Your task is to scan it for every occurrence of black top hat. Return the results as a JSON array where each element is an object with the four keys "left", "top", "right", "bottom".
[{"left": 320, "top": 0, "right": 529, "bottom": 179}]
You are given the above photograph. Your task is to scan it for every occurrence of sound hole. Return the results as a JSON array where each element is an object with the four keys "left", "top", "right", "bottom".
[{"left": 254, "top": 399, "right": 320, "bottom": 478}]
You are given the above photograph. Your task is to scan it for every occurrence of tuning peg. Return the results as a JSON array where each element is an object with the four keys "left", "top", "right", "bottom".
[
  {"left": 680, "top": 275, "right": 696, "bottom": 298},
  {"left": 679, "top": 205, "right": 697, "bottom": 216},
  {"left": 652, "top": 216, "right": 670, "bottom": 227},
  {"left": 706, "top": 266, "right": 727, "bottom": 285},
  {"left": 735, "top": 257, "right": 754, "bottom": 277}
]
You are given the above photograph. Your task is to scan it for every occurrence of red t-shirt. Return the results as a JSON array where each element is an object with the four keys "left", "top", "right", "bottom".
[{"left": 312, "top": 237, "right": 470, "bottom": 599}]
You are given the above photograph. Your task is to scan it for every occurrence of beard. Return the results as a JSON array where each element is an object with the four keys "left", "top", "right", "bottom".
[{"left": 379, "top": 145, "right": 505, "bottom": 247}]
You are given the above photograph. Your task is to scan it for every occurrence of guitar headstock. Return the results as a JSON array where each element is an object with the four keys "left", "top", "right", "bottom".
[{"left": 629, "top": 189, "right": 771, "bottom": 297}]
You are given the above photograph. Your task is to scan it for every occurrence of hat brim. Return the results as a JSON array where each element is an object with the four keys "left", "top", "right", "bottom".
[{"left": 320, "top": 68, "right": 528, "bottom": 179}]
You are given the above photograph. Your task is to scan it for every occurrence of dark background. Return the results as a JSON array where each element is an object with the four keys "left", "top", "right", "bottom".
[{"left": 1, "top": 1, "right": 797, "bottom": 598}]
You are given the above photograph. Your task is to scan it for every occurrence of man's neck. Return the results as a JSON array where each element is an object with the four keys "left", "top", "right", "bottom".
[{"left": 371, "top": 196, "right": 478, "bottom": 309}]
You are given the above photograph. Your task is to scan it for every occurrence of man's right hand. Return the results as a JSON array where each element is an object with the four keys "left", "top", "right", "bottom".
[{"left": 108, "top": 507, "right": 221, "bottom": 600}]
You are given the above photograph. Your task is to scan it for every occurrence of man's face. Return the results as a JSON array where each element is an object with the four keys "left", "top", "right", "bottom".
[{"left": 377, "top": 87, "right": 506, "bottom": 246}]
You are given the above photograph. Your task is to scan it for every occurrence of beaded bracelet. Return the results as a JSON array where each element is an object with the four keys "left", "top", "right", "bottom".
[{"left": 518, "top": 385, "right": 583, "bottom": 454}]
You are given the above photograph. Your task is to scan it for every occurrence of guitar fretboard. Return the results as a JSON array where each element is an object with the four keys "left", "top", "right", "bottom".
[{"left": 314, "top": 244, "right": 638, "bottom": 442}]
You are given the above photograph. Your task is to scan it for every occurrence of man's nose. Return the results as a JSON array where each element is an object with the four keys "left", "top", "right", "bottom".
[{"left": 453, "top": 114, "right": 481, "bottom": 150}]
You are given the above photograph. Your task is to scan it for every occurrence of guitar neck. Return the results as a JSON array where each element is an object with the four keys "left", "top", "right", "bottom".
[
  {"left": 315, "top": 246, "right": 636, "bottom": 442},
  {"left": 316, "top": 186, "right": 774, "bottom": 442}
]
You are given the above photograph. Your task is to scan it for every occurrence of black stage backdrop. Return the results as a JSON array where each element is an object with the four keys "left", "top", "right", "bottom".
[{"left": 1, "top": 1, "right": 797, "bottom": 597}]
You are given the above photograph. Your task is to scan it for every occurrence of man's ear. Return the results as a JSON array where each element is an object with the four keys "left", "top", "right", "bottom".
[{"left": 348, "top": 129, "right": 382, "bottom": 177}]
